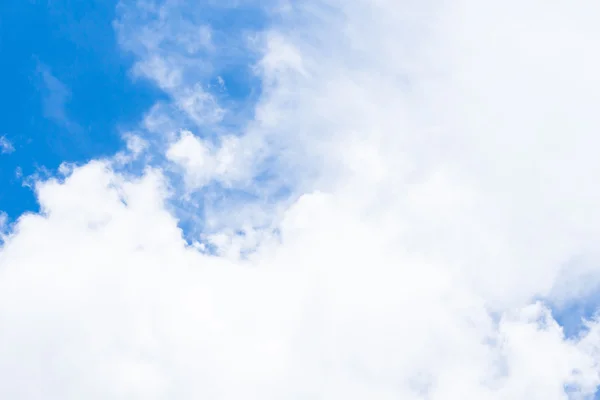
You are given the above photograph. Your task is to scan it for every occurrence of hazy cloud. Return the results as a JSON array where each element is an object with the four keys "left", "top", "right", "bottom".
[
  {"left": 0, "top": 136, "right": 14, "bottom": 154},
  {"left": 37, "top": 64, "right": 80, "bottom": 132}
]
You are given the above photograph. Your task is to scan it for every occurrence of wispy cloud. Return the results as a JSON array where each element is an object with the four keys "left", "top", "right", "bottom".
[
  {"left": 37, "top": 64, "right": 80, "bottom": 132},
  {"left": 0, "top": 136, "right": 14, "bottom": 154}
]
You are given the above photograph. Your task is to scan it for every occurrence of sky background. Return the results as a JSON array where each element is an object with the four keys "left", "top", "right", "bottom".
[
  {"left": 0, "top": 0, "right": 163, "bottom": 218},
  {"left": 2, "top": 1, "right": 600, "bottom": 398}
]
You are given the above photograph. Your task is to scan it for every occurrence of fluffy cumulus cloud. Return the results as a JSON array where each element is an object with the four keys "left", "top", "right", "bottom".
[{"left": 3, "top": 0, "right": 600, "bottom": 398}]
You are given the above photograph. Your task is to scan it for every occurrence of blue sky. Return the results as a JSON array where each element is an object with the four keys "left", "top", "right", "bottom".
[{"left": 0, "top": 0, "right": 163, "bottom": 219}]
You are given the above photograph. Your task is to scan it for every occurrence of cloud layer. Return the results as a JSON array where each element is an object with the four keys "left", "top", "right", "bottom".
[{"left": 2, "top": 0, "right": 600, "bottom": 398}]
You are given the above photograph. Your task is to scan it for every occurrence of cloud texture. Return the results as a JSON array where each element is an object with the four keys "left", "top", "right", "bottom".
[{"left": 3, "top": 0, "right": 600, "bottom": 398}]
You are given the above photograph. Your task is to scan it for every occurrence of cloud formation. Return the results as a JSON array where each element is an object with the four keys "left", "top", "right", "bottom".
[
  {"left": 2, "top": 0, "right": 600, "bottom": 398},
  {"left": 0, "top": 136, "right": 14, "bottom": 154},
  {"left": 37, "top": 64, "right": 80, "bottom": 133}
]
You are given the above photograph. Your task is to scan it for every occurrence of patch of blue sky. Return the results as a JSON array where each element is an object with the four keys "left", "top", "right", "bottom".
[
  {"left": 564, "top": 383, "right": 600, "bottom": 399},
  {"left": 551, "top": 293, "right": 600, "bottom": 340},
  {"left": 0, "top": 0, "right": 165, "bottom": 220}
]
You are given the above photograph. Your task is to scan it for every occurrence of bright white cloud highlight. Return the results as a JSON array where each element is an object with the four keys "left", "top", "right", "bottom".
[{"left": 2, "top": 0, "right": 600, "bottom": 398}]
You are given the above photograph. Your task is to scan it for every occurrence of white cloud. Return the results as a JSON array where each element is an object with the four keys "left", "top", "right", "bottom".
[
  {"left": 113, "top": 133, "right": 150, "bottom": 166},
  {"left": 2, "top": 0, "right": 600, "bottom": 398},
  {"left": 166, "top": 130, "right": 252, "bottom": 190},
  {"left": 0, "top": 136, "right": 14, "bottom": 154},
  {"left": 176, "top": 85, "right": 225, "bottom": 125},
  {"left": 115, "top": 0, "right": 229, "bottom": 128},
  {"left": 1, "top": 163, "right": 599, "bottom": 399}
]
